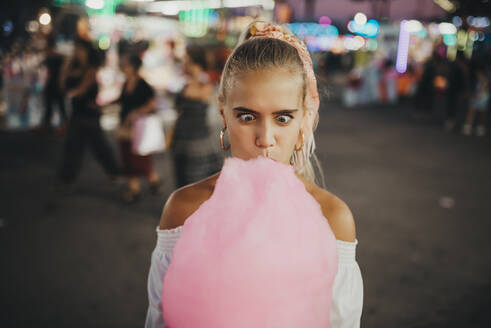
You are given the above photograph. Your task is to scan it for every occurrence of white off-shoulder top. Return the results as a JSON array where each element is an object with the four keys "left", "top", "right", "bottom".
[{"left": 145, "top": 226, "right": 363, "bottom": 328}]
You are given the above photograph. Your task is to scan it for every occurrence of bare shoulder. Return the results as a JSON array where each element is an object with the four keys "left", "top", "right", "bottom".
[
  {"left": 307, "top": 184, "right": 356, "bottom": 242},
  {"left": 159, "top": 174, "right": 219, "bottom": 230}
]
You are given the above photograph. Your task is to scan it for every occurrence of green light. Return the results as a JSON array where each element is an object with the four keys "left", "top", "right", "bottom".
[
  {"left": 53, "top": 0, "right": 85, "bottom": 7},
  {"left": 53, "top": 0, "right": 123, "bottom": 16},
  {"left": 179, "top": 7, "right": 212, "bottom": 38},
  {"left": 443, "top": 34, "right": 457, "bottom": 46},
  {"left": 98, "top": 35, "right": 111, "bottom": 50},
  {"left": 87, "top": 0, "right": 124, "bottom": 16}
]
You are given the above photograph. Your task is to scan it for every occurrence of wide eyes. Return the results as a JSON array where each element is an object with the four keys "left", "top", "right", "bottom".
[
  {"left": 237, "top": 113, "right": 255, "bottom": 122},
  {"left": 236, "top": 113, "right": 293, "bottom": 125},
  {"left": 276, "top": 114, "right": 293, "bottom": 124}
]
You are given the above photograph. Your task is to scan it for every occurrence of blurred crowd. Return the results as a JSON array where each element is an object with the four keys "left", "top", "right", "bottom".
[
  {"left": 340, "top": 48, "right": 490, "bottom": 136},
  {"left": 0, "top": 21, "right": 489, "bottom": 203},
  {"left": 1, "top": 41, "right": 45, "bottom": 130},
  {"left": 0, "top": 33, "right": 225, "bottom": 203}
]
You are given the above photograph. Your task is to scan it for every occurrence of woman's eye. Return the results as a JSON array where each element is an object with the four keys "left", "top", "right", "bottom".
[
  {"left": 237, "top": 113, "right": 255, "bottom": 122},
  {"left": 276, "top": 115, "right": 293, "bottom": 124}
]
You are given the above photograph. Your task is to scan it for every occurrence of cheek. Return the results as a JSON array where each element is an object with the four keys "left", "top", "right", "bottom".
[
  {"left": 284, "top": 128, "right": 300, "bottom": 147},
  {"left": 227, "top": 121, "right": 254, "bottom": 149},
  {"left": 278, "top": 124, "right": 302, "bottom": 151}
]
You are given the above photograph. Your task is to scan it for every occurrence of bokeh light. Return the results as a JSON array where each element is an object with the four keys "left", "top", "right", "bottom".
[
  {"left": 354, "top": 12, "right": 367, "bottom": 25},
  {"left": 39, "top": 13, "right": 51, "bottom": 26}
]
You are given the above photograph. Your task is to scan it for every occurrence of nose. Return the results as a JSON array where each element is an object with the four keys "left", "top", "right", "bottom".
[{"left": 255, "top": 120, "right": 275, "bottom": 149}]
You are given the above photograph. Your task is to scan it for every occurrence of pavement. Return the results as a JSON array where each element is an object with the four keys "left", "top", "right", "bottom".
[{"left": 1, "top": 101, "right": 491, "bottom": 327}]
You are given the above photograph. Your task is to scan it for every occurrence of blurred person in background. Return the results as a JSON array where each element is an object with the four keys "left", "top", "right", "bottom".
[
  {"left": 343, "top": 68, "right": 363, "bottom": 107},
  {"left": 3, "top": 43, "right": 42, "bottom": 129},
  {"left": 57, "top": 38, "right": 119, "bottom": 189},
  {"left": 41, "top": 35, "right": 67, "bottom": 135},
  {"left": 170, "top": 45, "right": 222, "bottom": 188},
  {"left": 379, "top": 58, "right": 398, "bottom": 104},
  {"left": 16, "top": 48, "right": 35, "bottom": 128},
  {"left": 444, "top": 52, "right": 470, "bottom": 132},
  {"left": 462, "top": 66, "right": 489, "bottom": 137},
  {"left": 397, "top": 64, "right": 417, "bottom": 101},
  {"left": 115, "top": 54, "right": 161, "bottom": 203},
  {"left": 414, "top": 51, "right": 441, "bottom": 120}
]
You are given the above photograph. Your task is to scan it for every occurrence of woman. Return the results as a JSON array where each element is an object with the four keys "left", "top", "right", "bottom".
[
  {"left": 146, "top": 22, "right": 363, "bottom": 327},
  {"left": 58, "top": 38, "right": 119, "bottom": 187},
  {"left": 116, "top": 55, "right": 161, "bottom": 202},
  {"left": 42, "top": 35, "right": 67, "bottom": 134},
  {"left": 462, "top": 68, "right": 489, "bottom": 137},
  {"left": 171, "top": 45, "right": 223, "bottom": 187}
]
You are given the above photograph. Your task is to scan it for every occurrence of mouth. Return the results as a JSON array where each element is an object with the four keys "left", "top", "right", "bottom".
[
  {"left": 259, "top": 149, "right": 278, "bottom": 162},
  {"left": 262, "top": 149, "right": 273, "bottom": 158}
]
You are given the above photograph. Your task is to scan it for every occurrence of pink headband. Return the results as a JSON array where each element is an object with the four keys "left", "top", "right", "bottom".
[{"left": 248, "top": 22, "right": 320, "bottom": 140}]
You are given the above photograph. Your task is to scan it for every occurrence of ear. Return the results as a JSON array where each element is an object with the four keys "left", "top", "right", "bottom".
[{"left": 219, "top": 107, "right": 227, "bottom": 127}]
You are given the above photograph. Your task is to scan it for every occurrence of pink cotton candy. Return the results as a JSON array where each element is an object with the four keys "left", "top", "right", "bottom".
[{"left": 162, "top": 157, "right": 338, "bottom": 328}]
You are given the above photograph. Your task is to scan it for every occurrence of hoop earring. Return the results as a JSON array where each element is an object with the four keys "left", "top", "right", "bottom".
[
  {"left": 220, "top": 126, "right": 231, "bottom": 151},
  {"left": 294, "top": 129, "right": 304, "bottom": 152}
]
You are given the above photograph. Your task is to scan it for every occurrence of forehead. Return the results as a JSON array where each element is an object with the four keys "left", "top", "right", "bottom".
[{"left": 226, "top": 69, "right": 303, "bottom": 112}]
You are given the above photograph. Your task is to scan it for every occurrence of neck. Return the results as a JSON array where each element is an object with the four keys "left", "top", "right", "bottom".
[{"left": 191, "top": 68, "right": 203, "bottom": 81}]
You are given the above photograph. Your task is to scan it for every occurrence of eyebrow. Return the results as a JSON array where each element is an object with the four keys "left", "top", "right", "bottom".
[{"left": 232, "top": 107, "right": 299, "bottom": 115}]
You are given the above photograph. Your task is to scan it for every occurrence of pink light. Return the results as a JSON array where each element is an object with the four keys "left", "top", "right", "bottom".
[
  {"left": 396, "top": 20, "right": 410, "bottom": 73},
  {"left": 319, "top": 16, "right": 332, "bottom": 26}
]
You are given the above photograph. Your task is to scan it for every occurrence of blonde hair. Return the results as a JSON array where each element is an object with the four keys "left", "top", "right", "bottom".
[{"left": 218, "top": 23, "right": 324, "bottom": 186}]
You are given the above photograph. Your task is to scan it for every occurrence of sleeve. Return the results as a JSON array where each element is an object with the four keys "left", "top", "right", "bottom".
[
  {"left": 141, "top": 79, "right": 155, "bottom": 102},
  {"left": 330, "top": 240, "right": 364, "bottom": 328},
  {"left": 144, "top": 228, "right": 180, "bottom": 328}
]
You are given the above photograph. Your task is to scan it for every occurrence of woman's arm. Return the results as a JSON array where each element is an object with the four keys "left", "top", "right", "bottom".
[
  {"left": 146, "top": 188, "right": 198, "bottom": 327},
  {"left": 145, "top": 227, "right": 179, "bottom": 328},
  {"left": 106, "top": 94, "right": 122, "bottom": 106},
  {"left": 122, "top": 97, "right": 156, "bottom": 126},
  {"left": 66, "top": 68, "right": 97, "bottom": 99},
  {"left": 135, "top": 98, "right": 157, "bottom": 115},
  {"left": 330, "top": 240, "right": 364, "bottom": 327}
]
